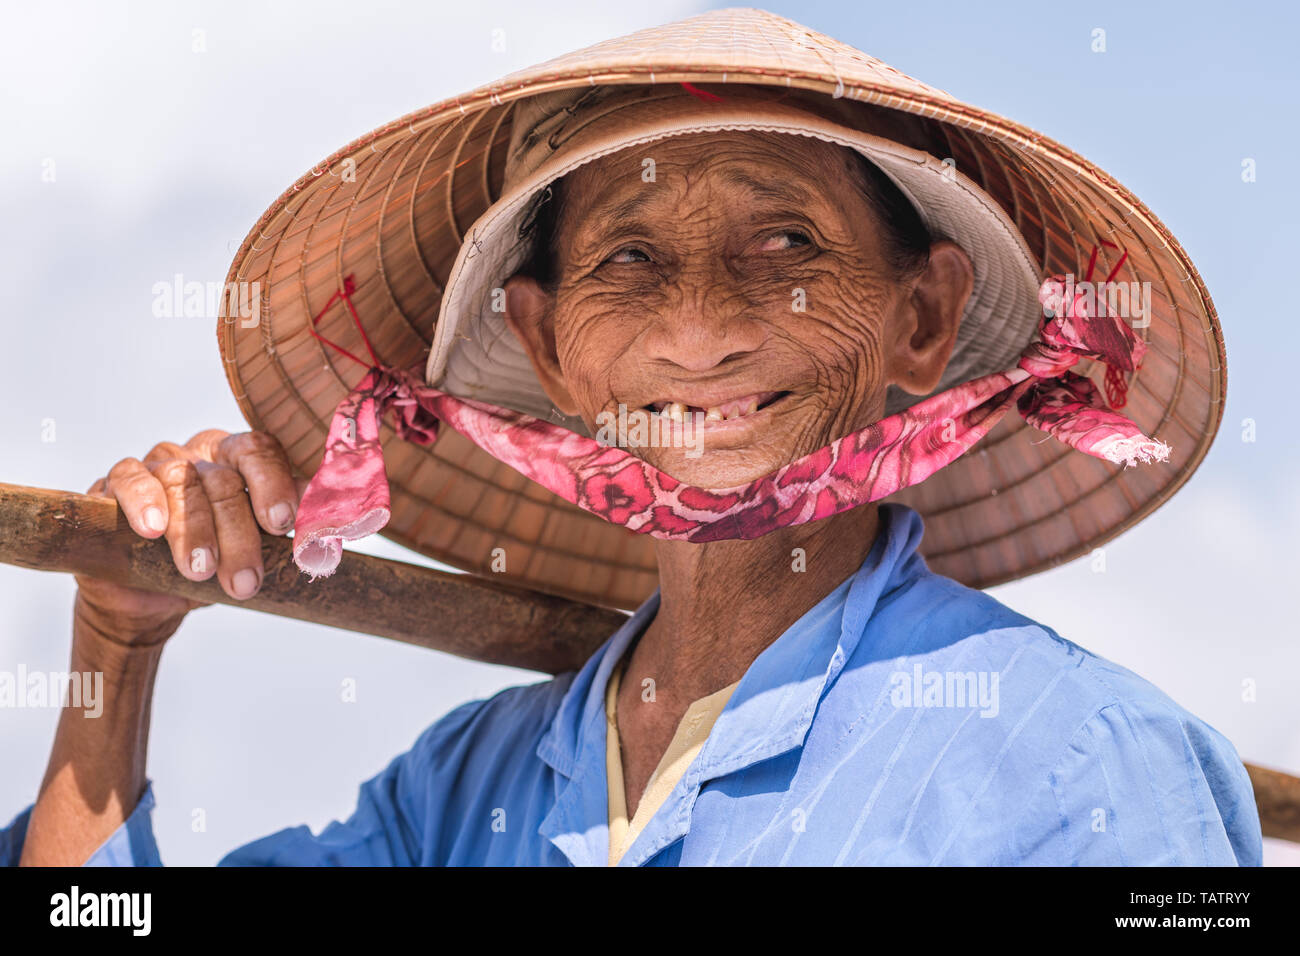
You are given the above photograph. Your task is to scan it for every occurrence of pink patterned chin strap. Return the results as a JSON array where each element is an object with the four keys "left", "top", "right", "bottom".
[{"left": 291, "top": 251, "right": 1170, "bottom": 578}]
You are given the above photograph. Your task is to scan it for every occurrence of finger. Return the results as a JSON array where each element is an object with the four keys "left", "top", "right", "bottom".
[
  {"left": 142, "top": 440, "right": 194, "bottom": 465},
  {"left": 210, "top": 431, "right": 300, "bottom": 535},
  {"left": 105, "top": 458, "right": 170, "bottom": 538},
  {"left": 194, "top": 461, "right": 264, "bottom": 600},
  {"left": 182, "top": 429, "right": 232, "bottom": 461},
  {"left": 85, "top": 476, "right": 108, "bottom": 497},
  {"left": 147, "top": 458, "right": 219, "bottom": 582}
]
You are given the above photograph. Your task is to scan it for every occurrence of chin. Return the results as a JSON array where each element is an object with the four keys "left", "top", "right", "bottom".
[{"left": 640, "top": 446, "right": 799, "bottom": 489}]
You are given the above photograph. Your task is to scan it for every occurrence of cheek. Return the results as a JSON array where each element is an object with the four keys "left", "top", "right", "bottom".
[
  {"left": 550, "top": 297, "right": 639, "bottom": 412},
  {"left": 772, "top": 258, "right": 899, "bottom": 399}
]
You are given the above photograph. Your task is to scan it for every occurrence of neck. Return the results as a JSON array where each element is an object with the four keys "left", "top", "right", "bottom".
[{"left": 627, "top": 503, "right": 881, "bottom": 706}]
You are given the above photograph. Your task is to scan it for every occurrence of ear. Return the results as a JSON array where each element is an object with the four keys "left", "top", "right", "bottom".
[
  {"left": 500, "top": 274, "right": 580, "bottom": 415},
  {"left": 885, "top": 240, "right": 974, "bottom": 396}
]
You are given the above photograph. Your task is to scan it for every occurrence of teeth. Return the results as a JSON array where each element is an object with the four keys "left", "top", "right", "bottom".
[{"left": 657, "top": 396, "right": 766, "bottom": 423}]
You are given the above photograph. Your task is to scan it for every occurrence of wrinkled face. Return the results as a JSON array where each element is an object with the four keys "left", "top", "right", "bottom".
[{"left": 504, "top": 129, "right": 972, "bottom": 488}]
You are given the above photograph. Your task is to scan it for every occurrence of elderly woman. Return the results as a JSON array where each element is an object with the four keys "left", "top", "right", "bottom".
[{"left": 7, "top": 10, "right": 1260, "bottom": 866}]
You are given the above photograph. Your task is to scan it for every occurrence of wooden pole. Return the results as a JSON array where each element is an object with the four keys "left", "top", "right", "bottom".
[
  {"left": 2, "top": 480, "right": 1299, "bottom": 846},
  {"left": 0, "top": 482, "right": 622, "bottom": 675},
  {"left": 1245, "top": 762, "right": 1300, "bottom": 845}
]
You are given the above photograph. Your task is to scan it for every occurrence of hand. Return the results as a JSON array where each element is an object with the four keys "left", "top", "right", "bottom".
[{"left": 74, "top": 429, "right": 305, "bottom": 648}]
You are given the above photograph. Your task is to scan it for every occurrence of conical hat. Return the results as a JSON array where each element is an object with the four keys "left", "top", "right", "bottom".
[{"left": 218, "top": 7, "right": 1225, "bottom": 611}]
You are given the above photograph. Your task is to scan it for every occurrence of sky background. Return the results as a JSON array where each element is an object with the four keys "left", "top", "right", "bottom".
[{"left": 1, "top": 0, "right": 1297, "bottom": 866}]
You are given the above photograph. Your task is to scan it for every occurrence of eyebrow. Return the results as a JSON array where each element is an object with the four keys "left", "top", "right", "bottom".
[
  {"left": 717, "top": 168, "right": 818, "bottom": 207},
  {"left": 586, "top": 190, "right": 655, "bottom": 225}
]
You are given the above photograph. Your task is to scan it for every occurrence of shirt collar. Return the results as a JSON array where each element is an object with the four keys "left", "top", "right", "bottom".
[
  {"left": 535, "top": 592, "right": 656, "bottom": 866},
  {"left": 535, "top": 502, "right": 928, "bottom": 865},
  {"left": 536, "top": 593, "right": 657, "bottom": 779}
]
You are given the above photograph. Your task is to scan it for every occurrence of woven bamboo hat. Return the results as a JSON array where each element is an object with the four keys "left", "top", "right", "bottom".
[{"left": 218, "top": 7, "right": 1225, "bottom": 611}]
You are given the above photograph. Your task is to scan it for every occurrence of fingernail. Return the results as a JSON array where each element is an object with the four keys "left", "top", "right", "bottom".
[
  {"left": 232, "top": 568, "right": 260, "bottom": 599},
  {"left": 190, "top": 548, "right": 214, "bottom": 575},
  {"left": 144, "top": 507, "right": 166, "bottom": 533},
  {"left": 269, "top": 501, "right": 294, "bottom": 531}
]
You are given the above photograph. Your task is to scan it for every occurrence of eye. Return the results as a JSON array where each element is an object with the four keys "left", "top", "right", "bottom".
[
  {"left": 757, "top": 230, "right": 813, "bottom": 252},
  {"left": 605, "top": 246, "right": 652, "bottom": 264}
]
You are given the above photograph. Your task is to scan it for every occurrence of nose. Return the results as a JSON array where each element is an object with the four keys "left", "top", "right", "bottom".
[{"left": 640, "top": 268, "right": 768, "bottom": 372}]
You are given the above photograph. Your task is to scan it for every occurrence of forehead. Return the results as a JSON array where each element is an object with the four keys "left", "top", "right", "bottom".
[{"left": 561, "top": 130, "right": 860, "bottom": 222}]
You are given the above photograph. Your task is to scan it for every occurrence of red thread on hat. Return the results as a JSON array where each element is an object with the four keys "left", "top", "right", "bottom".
[
  {"left": 306, "top": 274, "right": 381, "bottom": 369},
  {"left": 680, "top": 82, "right": 724, "bottom": 102}
]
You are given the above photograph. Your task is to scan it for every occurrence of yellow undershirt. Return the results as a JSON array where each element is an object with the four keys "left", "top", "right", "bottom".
[{"left": 605, "top": 653, "right": 740, "bottom": 866}]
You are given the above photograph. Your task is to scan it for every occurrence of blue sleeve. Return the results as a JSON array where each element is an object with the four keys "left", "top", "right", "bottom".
[
  {"left": 218, "top": 699, "right": 489, "bottom": 866},
  {"left": 0, "top": 782, "right": 163, "bottom": 867},
  {"left": 217, "top": 749, "right": 423, "bottom": 866},
  {"left": 1016, "top": 700, "right": 1263, "bottom": 865}
]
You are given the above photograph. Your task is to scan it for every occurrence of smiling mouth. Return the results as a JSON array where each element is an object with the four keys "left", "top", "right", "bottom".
[{"left": 643, "top": 391, "right": 791, "bottom": 423}]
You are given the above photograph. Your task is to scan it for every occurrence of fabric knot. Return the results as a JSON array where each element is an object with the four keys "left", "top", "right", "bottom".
[
  {"left": 1024, "top": 242, "right": 1148, "bottom": 409},
  {"left": 1020, "top": 272, "right": 1147, "bottom": 385},
  {"left": 1016, "top": 332, "right": 1080, "bottom": 380}
]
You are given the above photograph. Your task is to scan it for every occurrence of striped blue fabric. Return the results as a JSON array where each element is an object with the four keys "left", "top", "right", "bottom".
[{"left": 1, "top": 504, "right": 1262, "bottom": 866}]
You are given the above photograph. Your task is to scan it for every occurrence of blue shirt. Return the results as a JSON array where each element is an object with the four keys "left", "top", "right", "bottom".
[{"left": 1, "top": 504, "right": 1262, "bottom": 866}]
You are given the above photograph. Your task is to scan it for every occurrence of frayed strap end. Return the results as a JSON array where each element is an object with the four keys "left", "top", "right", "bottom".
[
  {"left": 291, "top": 507, "right": 390, "bottom": 579},
  {"left": 293, "top": 533, "right": 342, "bottom": 580},
  {"left": 1101, "top": 436, "right": 1172, "bottom": 468}
]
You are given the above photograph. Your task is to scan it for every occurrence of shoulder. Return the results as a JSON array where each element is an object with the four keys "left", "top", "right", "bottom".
[
  {"left": 403, "top": 672, "right": 575, "bottom": 779},
  {"left": 837, "top": 567, "right": 1262, "bottom": 864},
  {"left": 378, "top": 672, "right": 576, "bottom": 862},
  {"left": 863, "top": 563, "right": 1211, "bottom": 729}
]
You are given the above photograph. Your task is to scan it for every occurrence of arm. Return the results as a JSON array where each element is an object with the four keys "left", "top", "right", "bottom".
[
  {"left": 12, "top": 429, "right": 302, "bottom": 866},
  {"left": 17, "top": 596, "right": 169, "bottom": 866}
]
